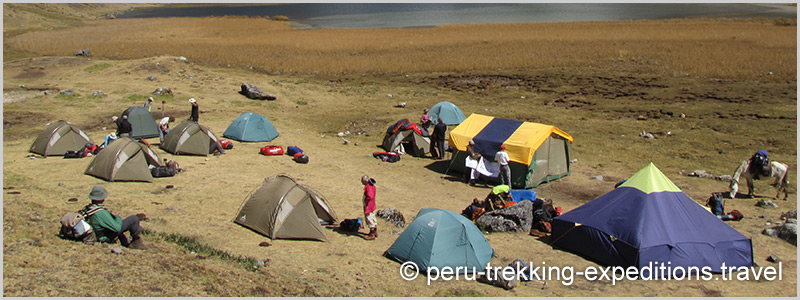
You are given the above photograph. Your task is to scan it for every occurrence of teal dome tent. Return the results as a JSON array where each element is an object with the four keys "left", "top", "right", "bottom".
[
  {"left": 385, "top": 208, "right": 494, "bottom": 274},
  {"left": 429, "top": 101, "right": 466, "bottom": 125},
  {"left": 223, "top": 112, "right": 279, "bottom": 142}
]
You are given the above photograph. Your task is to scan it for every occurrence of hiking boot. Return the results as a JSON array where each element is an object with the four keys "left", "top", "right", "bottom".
[
  {"left": 128, "top": 237, "right": 148, "bottom": 250},
  {"left": 364, "top": 228, "right": 377, "bottom": 240}
]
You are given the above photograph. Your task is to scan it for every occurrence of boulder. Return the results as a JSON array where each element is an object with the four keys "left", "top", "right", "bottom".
[
  {"left": 475, "top": 200, "right": 534, "bottom": 232},
  {"left": 763, "top": 220, "right": 797, "bottom": 246},
  {"left": 146, "top": 76, "right": 157, "bottom": 81},
  {"left": 376, "top": 208, "right": 405, "bottom": 228},
  {"left": 240, "top": 83, "right": 277, "bottom": 100},
  {"left": 152, "top": 87, "right": 173, "bottom": 96},
  {"left": 756, "top": 199, "right": 779, "bottom": 208},
  {"left": 59, "top": 90, "right": 75, "bottom": 96},
  {"left": 781, "top": 209, "right": 797, "bottom": 220},
  {"left": 74, "top": 49, "right": 91, "bottom": 56}
]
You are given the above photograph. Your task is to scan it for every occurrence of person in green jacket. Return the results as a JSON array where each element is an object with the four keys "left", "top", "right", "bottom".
[{"left": 81, "top": 186, "right": 148, "bottom": 250}]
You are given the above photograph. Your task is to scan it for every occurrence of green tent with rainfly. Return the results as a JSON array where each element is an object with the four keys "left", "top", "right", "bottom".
[
  {"left": 223, "top": 112, "right": 280, "bottom": 142},
  {"left": 234, "top": 174, "right": 338, "bottom": 241},
  {"left": 429, "top": 101, "right": 466, "bottom": 125},
  {"left": 122, "top": 106, "right": 160, "bottom": 139},
  {"left": 160, "top": 120, "right": 222, "bottom": 156},
  {"left": 384, "top": 208, "right": 494, "bottom": 274},
  {"left": 29, "top": 120, "right": 93, "bottom": 157},
  {"left": 85, "top": 138, "right": 163, "bottom": 182}
]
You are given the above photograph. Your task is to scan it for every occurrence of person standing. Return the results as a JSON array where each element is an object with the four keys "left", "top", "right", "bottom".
[
  {"left": 431, "top": 118, "right": 447, "bottom": 159},
  {"left": 117, "top": 115, "right": 132, "bottom": 138},
  {"left": 495, "top": 144, "right": 512, "bottom": 187},
  {"left": 80, "top": 186, "right": 147, "bottom": 250},
  {"left": 189, "top": 98, "right": 199, "bottom": 122},
  {"left": 420, "top": 108, "right": 432, "bottom": 132},
  {"left": 361, "top": 175, "right": 378, "bottom": 240},
  {"left": 465, "top": 140, "right": 482, "bottom": 186},
  {"left": 144, "top": 97, "right": 154, "bottom": 112},
  {"left": 158, "top": 116, "right": 173, "bottom": 144}
]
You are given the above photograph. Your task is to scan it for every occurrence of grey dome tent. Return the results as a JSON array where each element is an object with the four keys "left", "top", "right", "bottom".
[
  {"left": 234, "top": 174, "right": 338, "bottom": 241},
  {"left": 381, "top": 118, "right": 431, "bottom": 156},
  {"left": 85, "top": 138, "right": 163, "bottom": 182},
  {"left": 223, "top": 112, "right": 280, "bottom": 142},
  {"left": 122, "top": 106, "right": 160, "bottom": 139},
  {"left": 160, "top": 120, "right": 221, "bottom": 156},
  {"left": 29, "top": 120, "right": 93, "bottom": 157}
]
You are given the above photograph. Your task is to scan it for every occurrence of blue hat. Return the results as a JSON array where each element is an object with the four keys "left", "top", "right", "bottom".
[{"left": 756, "top": 150, "right": 768, "bottom": 158}]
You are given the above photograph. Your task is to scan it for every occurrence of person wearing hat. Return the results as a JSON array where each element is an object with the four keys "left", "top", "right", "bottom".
[
  {"left": 116, "top": 115, "right": 133, "bottom": 138},
  {"left": 102, "top": 132, "right": 117, "bottom": 149},
  {"left": 465, "top": 139, "right": 482, "bottom": 186},
  {"left": 360, "top": 175, "right": 378, "bottom": 240},
  {"left": 495, "top": 144, "right": 512, "bottom": 187},
  {"left": 189, "top": 98, "right": 199, "bottom": 122},
  {"left": 144, "top": 97, "right": 154, "bottom": 112},
  {"left": 80, "top": 186, "right": 147, "bottom": 250}
]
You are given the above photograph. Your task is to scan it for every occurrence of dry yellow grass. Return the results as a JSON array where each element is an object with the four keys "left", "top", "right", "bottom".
[{"left": 5, "top": 17, "right": 796, "bottom": 80}]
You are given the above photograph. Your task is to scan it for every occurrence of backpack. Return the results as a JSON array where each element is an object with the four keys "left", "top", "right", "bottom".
[
  {"left": 220, "top": 140, "right": 234, "bottom": 150},
  {"left": 286, "top": 146, "right": 303, "bottom": 156},
  {"left": 293, "top": 153, "right": 309, "bottom": 164},
  {"left": 373, "top": 152, "right": 400, "bottom": 163},
  {"left": 260, "top": 145, "right": 283, "bottom": 156},
  {"left": 63, "top": 150, "right": 84, "bottom": 159},
  {"left": 339, "top": 218, "right": 361, "bottom": 232},
  {"left": 151, "top": 166, "right": 178, "bottom": 177},
  {"left": 59, "top": 206, "right": 103, "bottom": 244}
]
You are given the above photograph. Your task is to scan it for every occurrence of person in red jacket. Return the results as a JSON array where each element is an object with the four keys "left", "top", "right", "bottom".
[{"left": 361, "top": 175, "right": 378, "bottom": 240}]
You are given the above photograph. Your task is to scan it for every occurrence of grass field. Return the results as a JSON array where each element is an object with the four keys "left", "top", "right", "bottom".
[{"left": 3, "top": 3, "right": 797, "bottom": 297}]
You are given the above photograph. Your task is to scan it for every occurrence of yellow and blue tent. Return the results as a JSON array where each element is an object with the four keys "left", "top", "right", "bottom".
[{"left": 448, "top": 113, "right": 573, "bottom": 188}]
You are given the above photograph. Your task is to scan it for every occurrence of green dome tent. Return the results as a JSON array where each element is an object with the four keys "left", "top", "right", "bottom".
[
  {"left": 29, "top": 120, "right": 93, "bottom": 157},
  {"left": 223, "top": 112, "right": 279, "bottom": 142},
  {"left": 234, "top": 174, "right": 338, "bottom": 241},
  {"left": 85, "top": 138, "right": 163, "bottom": 182},
  {"left": 122, "top": 106, "right": 160, "bottom": 139},
  {"left": 385, "top": 208, "right": 494, "bottom": 274},
  {"left": 160, "top": 120, "right": 222, "bottom": 156},
  {"left": 429, "top": 101, "right": 466, "bottom": 125}
]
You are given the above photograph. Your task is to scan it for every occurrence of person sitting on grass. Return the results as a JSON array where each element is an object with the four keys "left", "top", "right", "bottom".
[{"left": 81, "top": 186, "right": 148, "bottom": 250}]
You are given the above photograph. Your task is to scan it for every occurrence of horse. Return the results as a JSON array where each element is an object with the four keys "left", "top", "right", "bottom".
[{"left": 730, "top": 160, "right": 790, "bottom": 200}]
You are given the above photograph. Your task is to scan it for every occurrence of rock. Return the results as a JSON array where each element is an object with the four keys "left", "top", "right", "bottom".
[
  {"left": 781, "top": 209, "right": 797, "bottom": 220},
  {"left": 680, "top": 113, "right": 686, "bottom": 118},
  {"left": 756, "top": 199, "right": 779, "bottom": 208},
  {"left": 111, "top": 247, "right": 123, "bottom": 254},
  {"left": 767, "top": 254, "right": 781, "bottom": 263},
  {"left": 762, "top": 227, "right": 778, "bottom": 238},
  {"left": 395, "top": 102, "right": 407, "bottom": 108},
  {"left": 60, "top": 90, "right": 75, "bottom": 96},
  {"left": 590, "top": 175, "right": 604, "bottom": 181},
  {"left": 176, "top": 56, "right": 188, "bottom": 62},
  {"left": 258, "top": 241, "right": 271, "bottom": 247},
  {"left": 92, "top": 91, "right": 104, "bottom": 97},
  {"left": 239, "top": 83, "right": 277, "bottom": 100},
  {"left": 74, "top": 49, "right": 91, "bottom": 56},
  {"left": 376, "top": 208, "right": 405, "bottom": 228},
  {"left": 152, "top": 87, "right": 172, "bottom": 96},
  {"left": 146, "top": 76, "right": 157, "bottom": 81},
  {"left": 475, "top": 200, "right": 534, "bottom": 232},
  {"left": 716, "top": 175, "right": 732, "bottom": 182},
  {"left": 67, "top": 198, "right": 78, "bottom": 202},
  {"left": 778, "top": 222, "right": 797, "bottom": 245}
]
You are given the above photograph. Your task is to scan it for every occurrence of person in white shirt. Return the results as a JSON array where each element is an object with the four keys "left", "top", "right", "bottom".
[{"left": 495, "top": 144, "right": 511, "bottom": 187}]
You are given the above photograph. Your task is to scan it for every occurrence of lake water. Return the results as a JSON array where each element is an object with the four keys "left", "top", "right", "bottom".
[{"left": 117, "top": 3, "right": 796, "bottom": 30}]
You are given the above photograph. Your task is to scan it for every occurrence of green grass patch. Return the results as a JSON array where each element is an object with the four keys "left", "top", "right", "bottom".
[
  {"left": 85, "top": 63, "right": 112, "bottom": 73},
  {"left": 154, "top": 231, "right": 263, "bottom": 272}
]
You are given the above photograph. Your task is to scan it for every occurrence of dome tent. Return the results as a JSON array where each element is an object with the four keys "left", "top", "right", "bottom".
[
  {"left": 122, "top": 106, "right": 160, "bottom": 139},
  {"left": 84, "top": 137, "right": 163, "bottom": 182},
  {"left": 223, "top": 112, "right": 279, "bottom": 142},
  {"left": 429, "top": 101, "right": 466, "bottom": 125},
  {"left": 29, "top": 120, "right": 93, "bottom": 157},
  {"left": 160, "top": 120, "right": 222, "bottom": 156}
]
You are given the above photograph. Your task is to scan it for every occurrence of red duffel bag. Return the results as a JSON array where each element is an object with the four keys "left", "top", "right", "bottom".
[{"left": 260, "top": 145, "right": 283, "bottom": 155}]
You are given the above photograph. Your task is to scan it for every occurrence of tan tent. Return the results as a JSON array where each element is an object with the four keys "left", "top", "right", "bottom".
[
  {"left": 160, "top": 120, "right": 221, "bottom": 156},
  {"left": 381, "top": 119, "right": 431, "bottom": 156},
  {"left": 29, "top": 120, "right": 93, "bottom": 157},
  {"left": 85, "top": 138, "right": 163, "bottom": 182},
  {"left": 234, "top": 175, "right": 338, "bottom": 241}
]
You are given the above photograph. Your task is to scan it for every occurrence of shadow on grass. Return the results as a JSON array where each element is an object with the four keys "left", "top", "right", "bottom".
[{"left": 327, "top": 225, "right": 367, "bottom": 239}]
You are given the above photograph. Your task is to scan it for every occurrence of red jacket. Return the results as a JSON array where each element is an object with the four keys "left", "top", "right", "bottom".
[{"left": 363, "top": 183, "right": 376, "bottom": 214}]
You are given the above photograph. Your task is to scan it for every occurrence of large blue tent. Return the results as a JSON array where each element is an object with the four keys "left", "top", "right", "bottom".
[
  {"left": 223, "top": 112, "right": 279, "bottom": 142},
  {"left": 550, "top": 163, "right": 754, "bottom": 277},
  {"left": 385, "top": 208, "right": 494, "bottom": 274}
]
